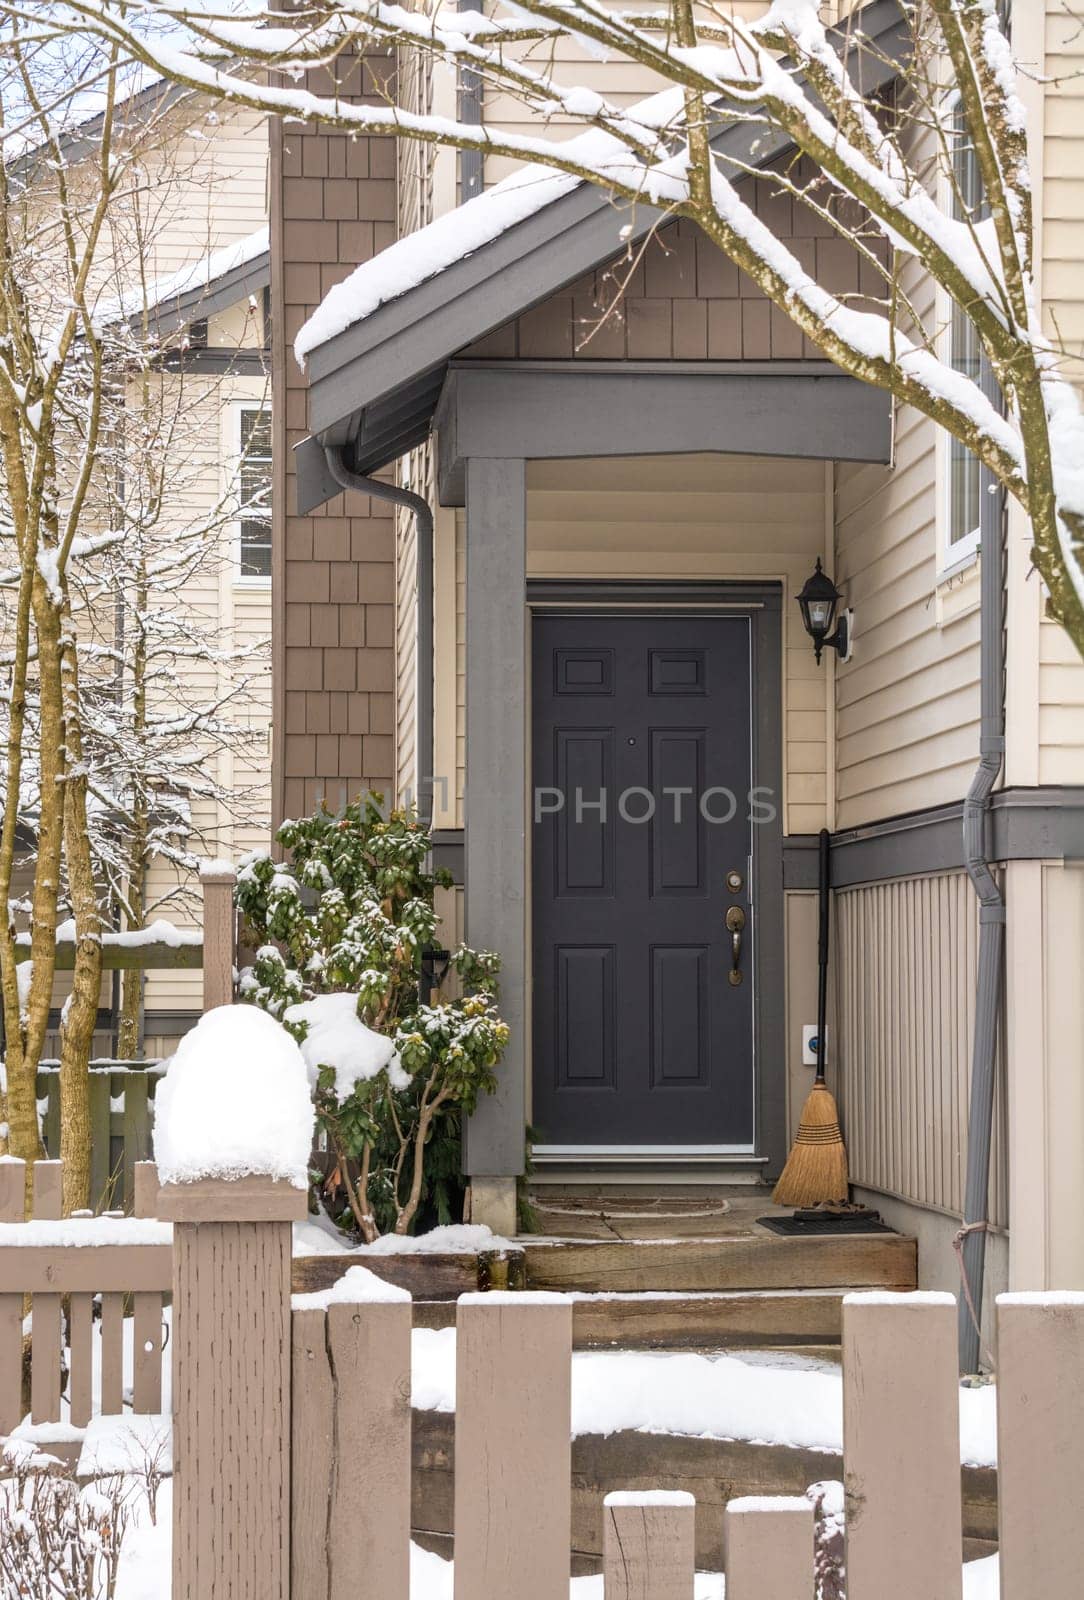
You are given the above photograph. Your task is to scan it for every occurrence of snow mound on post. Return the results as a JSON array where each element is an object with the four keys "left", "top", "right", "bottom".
[
  {"left": 284, "top": 991, "right": 409, "bottom": 1096},
  {"left": 154, "top": 1006, "right": 314, "bottom": 1189}
]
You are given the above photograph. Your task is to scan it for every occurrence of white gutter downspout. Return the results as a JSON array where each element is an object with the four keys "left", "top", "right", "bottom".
[
  {"left": 323, "top": 446, "right": 435, "bottom": 829},
  {"left": 958, "top": 361, "right": 1007, "bottom": 1374}
]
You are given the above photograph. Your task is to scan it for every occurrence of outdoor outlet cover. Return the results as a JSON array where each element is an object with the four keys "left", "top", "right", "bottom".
[{"left": 802, "top": 1024, "right": 829, "bottom": 1067}]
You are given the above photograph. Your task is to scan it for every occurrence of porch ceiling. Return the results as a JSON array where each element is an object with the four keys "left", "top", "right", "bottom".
[{"left": 293, "top": 0, "right": 908, "bottom": 514}]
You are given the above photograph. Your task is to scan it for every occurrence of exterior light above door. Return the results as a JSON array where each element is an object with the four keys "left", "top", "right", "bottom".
[{"left": 797, "top": 559, "right": 853, "bottom": 664}]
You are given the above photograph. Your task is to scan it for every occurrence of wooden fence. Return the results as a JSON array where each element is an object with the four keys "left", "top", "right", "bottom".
[
  {"left": 0, "top": 1160, "right": 170, "bottom": 1434},
  {"left": 36, "top": 1063, "right": 163, "bottom": 1214}
]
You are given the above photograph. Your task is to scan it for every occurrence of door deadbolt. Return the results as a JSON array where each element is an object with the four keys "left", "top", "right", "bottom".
[{"left": 726, "top": 870, "right": 743, "bottom": 894}]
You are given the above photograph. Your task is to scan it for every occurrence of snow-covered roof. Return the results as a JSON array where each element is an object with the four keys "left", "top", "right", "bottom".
[
  {"left": 292, "top": 0, "right": 908, "bottom": 503},
  {"left": 102, "top": 224, "right": 270, "bottom": 335}
]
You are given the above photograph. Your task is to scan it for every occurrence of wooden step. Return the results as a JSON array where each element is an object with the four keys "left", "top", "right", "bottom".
[
  {"left": 413, "top": 1289, "right": 847, "bottom": 1348},
  {"left": 569, "top": 1288, "right": 846, "bottom": 1349},
  {"left": 522, "top": 1232, "right": 918, "bottom": 1295}
]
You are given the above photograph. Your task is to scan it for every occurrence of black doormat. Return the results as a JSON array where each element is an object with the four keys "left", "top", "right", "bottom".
[{"left": 758, "top": 1211, "right": 895, "bottom": 1236}]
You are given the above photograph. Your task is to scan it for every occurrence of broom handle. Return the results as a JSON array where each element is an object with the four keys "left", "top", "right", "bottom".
[{"left": 816, "top": 827, "right": 830, "bottom": 1086}]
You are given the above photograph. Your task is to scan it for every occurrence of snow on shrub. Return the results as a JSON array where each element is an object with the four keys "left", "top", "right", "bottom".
[{"left": 235, "top": 796, "right": 509, "bottom": 1240}]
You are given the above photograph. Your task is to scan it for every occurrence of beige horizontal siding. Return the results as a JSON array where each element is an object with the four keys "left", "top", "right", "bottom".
[{"left": 836, "top": 871, "right": 1008, "bottom": 1228}]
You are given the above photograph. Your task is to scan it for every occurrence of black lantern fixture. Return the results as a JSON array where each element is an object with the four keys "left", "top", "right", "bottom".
[{"left": 797, "top": 559, "right": 850, "bottom": 664}]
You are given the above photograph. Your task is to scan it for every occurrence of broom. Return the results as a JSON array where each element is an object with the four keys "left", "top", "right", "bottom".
[{"left": 772, "top": 827, "right": 849, "bottom": 1206}]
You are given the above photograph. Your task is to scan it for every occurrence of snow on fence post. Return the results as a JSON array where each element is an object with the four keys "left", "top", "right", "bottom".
[
  {"left": 996, "top": 1292, "right": 1084, "bottom": 1597},
  {"left": 724, "top": 1497, "right": 814, "bottom": 1600},
  {"left": 30, "top": 1160, "right": 63, "bottom": 1423},
  {"left": 454, "top": 1291, "right": 572, "bottom": 1600},
  {"left": 0, "top": 1158, "right": 24, "bottom": 1434},
  {"left": 154, "top": 1008, "right": 314, "bottom": 1600},
  {"left": 200, "top": 859, "right": 237, "bottom": 1011},
  {"left": 291, "top": 1268, "right": 413, "bottom": 1600},
  {"left": 603, "top": 1490, "right": 695, "bottom": 1599},
  {"left": 842, "top": 1292, "right": 962, "bottom": 1600}
]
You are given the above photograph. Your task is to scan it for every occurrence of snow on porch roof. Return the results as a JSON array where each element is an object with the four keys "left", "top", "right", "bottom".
[{"left": 293, "top": 0, "right": 907, "bottom": 497}]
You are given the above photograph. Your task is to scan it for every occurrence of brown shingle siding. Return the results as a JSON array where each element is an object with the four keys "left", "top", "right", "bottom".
[{"left": 271, "top": 48, "right": 397, "bottom": 823}]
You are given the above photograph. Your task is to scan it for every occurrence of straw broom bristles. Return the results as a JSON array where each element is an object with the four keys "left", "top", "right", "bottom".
[{"left": 771, "top": 1080, "right": 849, "bottom": 1207}]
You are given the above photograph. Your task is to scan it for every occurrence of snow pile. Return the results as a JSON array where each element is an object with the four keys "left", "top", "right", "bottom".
[
  {"left": 408, "top": 1336, "right": 999, "bottom": 1466},
  {"left": 292, "top": 1264, "right": 411, "bottom": 1310},
  {"left": 77, "top": 1413, "right": 171, "bottom": 1479},
  {"left": 154, "top": 1006, "right": 314, "bottom": 1189},
  {"left": 355, "top": 1223, "right": 514, "bottom": 1256},
  {"left": 284, "top": 991, "right": 409, "bottom": 1096}
]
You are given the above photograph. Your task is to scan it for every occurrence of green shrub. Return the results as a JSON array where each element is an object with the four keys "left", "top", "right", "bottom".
[{"left": 235, "top": 795, "right": 508, "bottom": 1238}]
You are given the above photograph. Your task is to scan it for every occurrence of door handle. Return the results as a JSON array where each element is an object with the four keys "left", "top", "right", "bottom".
[{"left": 726, "top": 905, "right": 746, "bottom": 986}]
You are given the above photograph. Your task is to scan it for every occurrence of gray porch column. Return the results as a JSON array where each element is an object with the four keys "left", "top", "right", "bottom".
[{"left": 462, "top": 457, "right": 527, "bottom": 1233}]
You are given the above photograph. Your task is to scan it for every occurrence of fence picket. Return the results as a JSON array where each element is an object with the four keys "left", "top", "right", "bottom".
[
  {"left": 996, "top": 1293, "right": 1084, "bottom": 1598},
  {"left": 69, "top": 1294, "right": 94, "bottom": 1427},
  {"left": 725, "top": 1498, "right": 814, "bottom": 1600},
  {"left": 122, "top": 1073, "right": 151, "bottom": 1211},
  {"left": 843, "top": 1292, "right": 962, "bottom": 1600},
  {"left": 603, "top": 1490, "right": 695, "bottom": 1599},
  {"left": 290, "top": 1308, "right": 335, "bottom": 1600},
  {"left": 454, "top": 1292, "right": 572, "bottom": 1600},
  {"left": 89, "top": 1071, "right": 112, "bottom": 1212},
  {"left": 327, "top": 1297, "right": 411, "bottom": 1600},
  {"left": 30, "top": 1161, "right": 63, "bottom": 1424},
  {"left": 132, "top": 1160, "right": 164, "bottom": 1414},
  {"left": 0, "top": 1159, "right": 24, "bottom": 1434},
  {"left": 100, "top": 1291, "right": 124, "bottom": 1414}
]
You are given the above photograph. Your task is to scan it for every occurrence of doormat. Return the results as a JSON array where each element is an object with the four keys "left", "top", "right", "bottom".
[{"left": 758, "top": 1210, "right": 895, "bottom": 1236}]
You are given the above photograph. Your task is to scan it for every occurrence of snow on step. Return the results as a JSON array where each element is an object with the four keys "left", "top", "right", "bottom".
[{"left": 409, "top": 1330, "right": 999, "bottom": 1467}]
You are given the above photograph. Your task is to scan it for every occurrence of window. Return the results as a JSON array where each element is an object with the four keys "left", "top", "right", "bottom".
[
  {"left": 945, "top": 100, "right": 986, "bottom": 559},
  {"left": 238, "top": 407, "right": 271, "bottom": 579}
]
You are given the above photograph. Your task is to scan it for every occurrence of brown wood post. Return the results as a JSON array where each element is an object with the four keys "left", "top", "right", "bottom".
[
  {"left": 454, "top": 1292, "right": 572, "bottom": 1600},
  {"left": 291, "top": 1281, "right": 413, "bottom": 1600},
  {"left": 603, "top": 1491, "right": 695, "bottom": 1600},
  {"left": 200, "top": 863, "right": 237, "bottom": 1012},
  {"left": 843, "top": 1292, "right": 962, "bottom": 1600},
  {"left": 30, "top": 1160, "right": 63, "bottom": 1423},
  {"left": 0, "top": 1158, "right": 25, "bottom": 1433},
  {"left": 997, "top": 1292, "right": 1084, "bottom": 1597},
  {"left": 725, "top": 1498, "right": 814, "bottom": 1600},
  {"left": 158, "top": 1175, "right": 307, "bottom": 1600}
]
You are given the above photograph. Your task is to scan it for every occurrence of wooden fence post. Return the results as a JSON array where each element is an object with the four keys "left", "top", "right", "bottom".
[
  {"left": 291, "top": 1279, "right": 413, "bottom": 1600},
  {"left": 997, "top": 1292, "right": 1084, "bottom": 1598},
  {"left": 603, "top": 1490, "right": 695, "bottom": 1600},
  {"left": 725, "top": 1497, "right": 814, "bottom": 1600},
  {"left": 0, "top": 1158, "right": 24, "bottom": 1434},
  {"left": 30, "top": 1161, "right": 63, "bottom": 1423},
  {"left": 158, "top": 1174, "right": 306, "bottom": 1600},
  {"left": 842, "top": 1292, "right": 962, "bottom": 1600},
  {"left": 132, "top": 1162, "right": 164, "bottom": 1414},
  {"left": 454, "top": 1291, "right": 572, "bottom": 1600},
  {"left": 200, "top": 863, "right": 236, "bottom": 1012}
]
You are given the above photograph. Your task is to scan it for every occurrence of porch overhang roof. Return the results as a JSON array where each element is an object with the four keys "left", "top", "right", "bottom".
[{"left": 294, "top": 0, "right": 908, "bottom": 513}]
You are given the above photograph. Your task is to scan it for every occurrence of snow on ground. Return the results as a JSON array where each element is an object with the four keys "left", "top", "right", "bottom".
[
  {"left": 112, "top": 1483, "right": 999, "bottom": 1600},
  {"left": 291, "top": 1219, "right": 516, "bottom": 1256},
  {"left": 154, "top": 1006, "right": 314, "bottom": 1189},
  {"left": 77, "top": 1413, "right": 171, "bottom": 1478},
  {"left": 409, "top": 1332, "right": 999, "bottom": 1467}
]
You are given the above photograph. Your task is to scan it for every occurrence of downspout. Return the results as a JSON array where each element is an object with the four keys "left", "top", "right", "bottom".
[
  {"left": 323, "top": 446, "right": 435, "bottom": 829},
  {"left": 957, "top": 361, "right": 1007, "bottom": 1374}
]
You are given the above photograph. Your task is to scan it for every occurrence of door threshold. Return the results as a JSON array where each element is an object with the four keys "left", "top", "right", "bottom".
[
  {"left": 533, "top": 1146, "right": 762, "bottom": 1163},
  {"left": 531, "top": 1148, "right": 770, "bottom": 1187}
]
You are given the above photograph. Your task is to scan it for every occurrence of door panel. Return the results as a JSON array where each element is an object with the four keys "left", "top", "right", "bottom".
[{"left": 532, "top": 612, "right": 755, "bottom": 1148}]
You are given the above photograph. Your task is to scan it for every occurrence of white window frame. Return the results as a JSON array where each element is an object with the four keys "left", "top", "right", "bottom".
[
  {"left": 935, "top": 91, "right": 983, "bottom": 579},
  {"left": 228, "top": 399, "right": 272, "bottom": 589}
]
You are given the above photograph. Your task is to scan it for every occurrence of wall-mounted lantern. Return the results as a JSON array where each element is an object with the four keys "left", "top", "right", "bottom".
[{"left": 797, "top": 559, "right": 852, "bottom": 664}]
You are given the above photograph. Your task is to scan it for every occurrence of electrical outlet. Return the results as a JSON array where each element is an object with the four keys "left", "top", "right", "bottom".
[{"left": 802, "top": 1024, "right": 828, "bottom": 1067}]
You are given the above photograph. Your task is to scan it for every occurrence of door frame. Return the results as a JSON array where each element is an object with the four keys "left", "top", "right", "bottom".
[{"left": 526, "top": 579, "right": 787, "bottom": 1177}]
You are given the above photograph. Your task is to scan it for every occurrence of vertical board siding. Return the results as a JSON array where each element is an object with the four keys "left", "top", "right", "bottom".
[{"left": 836, "top": 872, "right": 1008, "bottom": 1227}]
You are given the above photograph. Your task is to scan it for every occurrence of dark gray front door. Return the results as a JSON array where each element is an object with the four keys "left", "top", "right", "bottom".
[{"left": 532, "top": 611, "right": 755, "bottom": 1148}]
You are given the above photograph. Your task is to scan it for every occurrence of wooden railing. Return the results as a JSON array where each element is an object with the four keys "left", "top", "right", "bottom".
[
  {"left": 0, "top": 1160, "right": 170, "bottom": 1435},
  {"left": 36, "top": 1063, "right": 164, "bottom": 1214}
]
